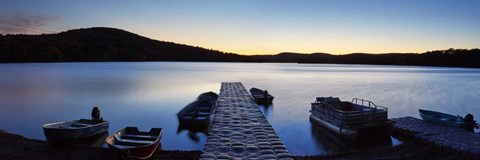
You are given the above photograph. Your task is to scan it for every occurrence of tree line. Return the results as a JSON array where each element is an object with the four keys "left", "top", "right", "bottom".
[{"left": 1, "top": 27, "right": 479, "bottom": 68}]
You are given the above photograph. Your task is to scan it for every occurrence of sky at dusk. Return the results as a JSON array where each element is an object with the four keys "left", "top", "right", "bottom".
[{"left": 0, "top": 0, "right": 479, "bottom": 55}]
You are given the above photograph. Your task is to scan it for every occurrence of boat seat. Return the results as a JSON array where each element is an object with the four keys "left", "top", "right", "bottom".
[
  {"left": 114, "top": 134, "right": 155, "bottom": 145},
  {"left": 122, "top": 134, "right": 158, "bottom": 141},
  {"left": 188, "top": 116, "right": 208, "bottom": 119},
  {"left": 187, "top": 112, "right": 210, "bottom": 116},
  {"left": 62, "top": 126, "right": 81, "bottom": 129},
  {"left": 198, "top": 112, "right": 210, "bottom": 115},
  {"left": 440, "top": 118, "right": 453, "bottom": 121},
  {"left": 194, "top": 116, "right": 208, "bottom": 120},
  {"left": 362, "top": 108, "right": 373, "bottom": 112},
  {"left": 71, "top": 123, "right": 92, "bottom": 127}
]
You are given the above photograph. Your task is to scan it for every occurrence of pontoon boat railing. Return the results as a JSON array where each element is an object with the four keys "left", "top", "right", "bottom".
[
  {"left": 311, "top": 97, "right": 388, "bottom": 131},
  {"left": 351, "top": 98, "right": 388, "bottom": 111}
]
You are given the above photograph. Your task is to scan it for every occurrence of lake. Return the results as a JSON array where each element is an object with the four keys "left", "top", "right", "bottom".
[{"left": 1, "top": 62, "right": 479, "bottom": 155}]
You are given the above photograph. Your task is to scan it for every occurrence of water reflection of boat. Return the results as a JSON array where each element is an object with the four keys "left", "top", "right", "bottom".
[
  {"left": 258, "top": 103, "right": 273, "bottom": 118},
  {"left": 106, "top": 127, "right": 163, "bottom": 159},
  {"left": 177, "top": 91, "right": 218, "bottom": 126},
  {"left": 310, "top": 122, "right": 351, "bottom": 152},
  {"left": 176, "top": 123, "right": 209, "bottom": 142},
  {"left": 310, "top": 122, "right": 393, "bottom": 154},
  {"left": 309, "top": 97, "right": 394, "bottom": 141},
  {"left": 249, "top": 87, "right": 274, "bottom": 104},
  {"left": 42, "top": 119, "right": 109, "bottom": 141}
]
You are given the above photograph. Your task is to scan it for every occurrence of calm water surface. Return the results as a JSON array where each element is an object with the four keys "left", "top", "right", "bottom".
[{"left": 1, "top": 62, "right": 479, "bottom": 155}]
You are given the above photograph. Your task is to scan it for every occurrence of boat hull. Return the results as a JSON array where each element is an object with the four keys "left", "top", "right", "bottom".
[
  {"left": 177, "top": 113, "right": 212, "bottom": 126},
  {"left": 106, "top": 127, "right": 163, "bottom": 159},
  {"left": 107, "top": 140, "right": 161, "bottom": 159},
  {"left": 310, "top": 114, "right": 358, "bottom": 141},
  {"left": 177, "top": 96, "right": 217, "bottom": 126},
  {"left": 419, "top": 109, "right": 465, "bottom": 128},
  {"left": 252, "top": 96, "right": 274, "bottom": 104},
  {"left": 42, "top": 119, "right": 109, "bottom": 140},
  {"left": 310, "top": 114, "right": 394, "bottom": 141}
]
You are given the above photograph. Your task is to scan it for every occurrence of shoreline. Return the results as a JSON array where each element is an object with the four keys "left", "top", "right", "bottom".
[
  {"left": 1, "top": 130, "right": 476, "bottom": 160},
  {"left": 0, "top": 130, "right": 201, "bottom": 160}
]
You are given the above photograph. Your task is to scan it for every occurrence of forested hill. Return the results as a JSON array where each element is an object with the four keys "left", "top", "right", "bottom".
[
  {"left": 0, "top": 27, "right": 246, "bottom": 62},
  {"left": 254, "top": 49, "right": 480, "bottom": 68},
  {"left": 0, "top": 27, "right": 479, "bottom": 68}
]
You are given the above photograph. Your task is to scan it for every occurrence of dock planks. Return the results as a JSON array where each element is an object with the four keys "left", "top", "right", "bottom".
[
  {"left": 200, "top": 82, "right": 292, "bottom": 160},
  {"left": 394, "top": 116, "right": 480, "bottom": 155}
]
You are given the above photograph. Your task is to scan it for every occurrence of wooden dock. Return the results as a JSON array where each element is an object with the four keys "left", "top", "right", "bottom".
[
  {"left": 200, "top": 82, "right": 292, "bottom": 160},
  {"left": 394, "top": 116, "right": 480, "bottom": 155}
]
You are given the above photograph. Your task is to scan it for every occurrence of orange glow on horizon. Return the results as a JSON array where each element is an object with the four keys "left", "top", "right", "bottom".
[{"left": 147, "top": 33, "right": 474, "bottom": 55}]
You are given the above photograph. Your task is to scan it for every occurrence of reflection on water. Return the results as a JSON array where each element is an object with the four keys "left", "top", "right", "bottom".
[
  {"left": 310, "top": 122, "right": 395, "bottom": 154},
  {"left": 176, "top": 119, "right": 210, "bottom": 143},
  {"left": 0, "top": 62, "right": 479, "bottom": 155},
  {"left": 258, "top": 103, "right": 274, "bottom": 118},
  {"left": 176, "top": 123, "right": 210, "bottom": 143}
]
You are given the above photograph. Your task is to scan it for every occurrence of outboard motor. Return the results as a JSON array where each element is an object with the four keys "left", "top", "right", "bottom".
[
  {"left": 464, "top": 114, "right": 479, "bottom": 132},
  {"left": 91, "top": 106, "right": 101, "bottom": 122}
]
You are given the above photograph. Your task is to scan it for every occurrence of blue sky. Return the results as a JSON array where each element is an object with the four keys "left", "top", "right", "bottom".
[{"left": 0, "top": 0, "right": 478, "bottom": 54}]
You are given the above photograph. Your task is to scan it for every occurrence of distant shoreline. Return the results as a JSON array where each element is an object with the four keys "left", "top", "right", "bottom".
[
  {"left": 1, "top": 27, "right": 479, "bottom": 68},
  {"left": 1, "top": 61, "right": 480, "bottom": 70}
]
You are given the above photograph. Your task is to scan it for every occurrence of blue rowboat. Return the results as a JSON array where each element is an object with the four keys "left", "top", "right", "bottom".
[{"left": 419, "top": 109, "right": 465, "bottom": 128}]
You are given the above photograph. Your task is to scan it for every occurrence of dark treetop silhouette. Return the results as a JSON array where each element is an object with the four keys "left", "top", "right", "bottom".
[{"left": 1, "top": 27, "right": 479, "bottom": 68}]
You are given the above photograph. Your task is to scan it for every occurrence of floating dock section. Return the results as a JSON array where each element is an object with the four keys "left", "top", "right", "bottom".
[
  {"left": 394, "top": 116, "right": 480, "bottom": 155},
  {"left": 200, "top": 82, "right": 292, "bottom": 160}
]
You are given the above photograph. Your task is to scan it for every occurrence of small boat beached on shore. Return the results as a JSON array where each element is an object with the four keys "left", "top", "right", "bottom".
[
  {"left": 309, "top": 97, "right": 394, "bottom": 141},
  {"left": 42, "top": 119, "right": 109, "bottom": 141},
  {"left": 177, "top": 91, "right": 219, "bottom": 125},
  {"left": 106, "top": 127, "right": 163, "bottom": 159},
  {"left": 419, "top": 109, "right": 465, "bottom": 128},
  {"left": 42, "top": 107, "right": 108, "bottom": 142},
  {"left": 249, "top": 87, "right": 274, "bottom": 104}
]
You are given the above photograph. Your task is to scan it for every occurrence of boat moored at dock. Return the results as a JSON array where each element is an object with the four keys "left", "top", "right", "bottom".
[
  {"left": 177, "top": 91, "right": 219, "bottom": 126},
  {"left": 309, "top": 97, "right": 394, "bottom": 141},
  {"left": 197, "top": 91, "right": 219, "bottom": 102},
  {"left": 249, "top": 87, "right": 274, "bottom": 104}
]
